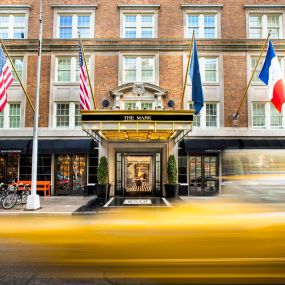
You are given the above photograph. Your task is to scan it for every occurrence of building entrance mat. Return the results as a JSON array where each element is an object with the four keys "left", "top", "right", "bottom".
[{"left": 103, "top": 197, "right": 171, "bottom": 208}]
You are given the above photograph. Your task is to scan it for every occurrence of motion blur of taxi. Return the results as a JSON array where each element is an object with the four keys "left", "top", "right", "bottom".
[{"left": 1, "top": 199, "right": 285, "bottom": 284}]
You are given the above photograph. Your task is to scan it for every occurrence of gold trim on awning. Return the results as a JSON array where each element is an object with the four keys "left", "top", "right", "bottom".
[{"left": 81, "top": 110, "right": 194, "bottom": 142}]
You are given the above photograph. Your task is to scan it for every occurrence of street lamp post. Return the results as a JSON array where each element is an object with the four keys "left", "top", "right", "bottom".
[{"left": 26, "top": 0, "right": 43, "bottom": 210}]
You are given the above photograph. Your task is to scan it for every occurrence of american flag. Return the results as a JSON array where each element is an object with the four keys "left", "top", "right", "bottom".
[
  {"left": 79, "top": 44, "right": 91, "bottom": 110},
  {"left": 0, "top": 47, "right": 13, "bottom": 112}
]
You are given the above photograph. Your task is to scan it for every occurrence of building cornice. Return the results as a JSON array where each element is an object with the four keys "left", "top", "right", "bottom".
[
  {"left": 118, "top": 4, "right": 160, "bottom": 10},
  {"left": 244, "top": 4, "right": 285, "bottom": 9},
  {"left": 0, "top": 5, "right": 31, "bottom": 10},
  {"left": 181, "top": 4, "right": 223, "bottom": 9},
  {"left": 51, "top": 4, "right": 97, "bottom": 9},
  {"left": 3, "top": 39, "right": 285, "bottom": 52}
]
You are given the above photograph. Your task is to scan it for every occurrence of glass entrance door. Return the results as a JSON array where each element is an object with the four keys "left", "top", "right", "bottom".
[
  {"left": 55, "top": 154, "right": 87, "bottom": 195},
  {"left": 189, "top": 155, "right": 219, "bottom": 195},
  {"left": 0, "top": 154, "right": 19, "bottom": 183},
  {"left": 125, "top": 155, "right": 153, "bottom": 196},
  {"left": 115, "top": 151, "right": 162, "bottom": 197}
]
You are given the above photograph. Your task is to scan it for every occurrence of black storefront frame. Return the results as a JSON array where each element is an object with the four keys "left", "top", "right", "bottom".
[{"left": 115, "top": 150, "right": 162, "bottom": 197}]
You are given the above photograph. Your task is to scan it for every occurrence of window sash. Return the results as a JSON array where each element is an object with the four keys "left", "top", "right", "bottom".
[
  {"left": 189, "top": 103, "right": 201, "bottom": 127},
  {"left": 124, "top": 102, "right": 137, "bottom": 110},
  {"left": 11, "top": 57, "right": 23, "bottom": 83},
  {"left": 206, "top": 103, "right": 217, "bottom": 127},
  {"left": 0, "top": 111, "right": 4, "bottom": 128},
  {"left": 56, "top": 103, "right": 70, "bottom": 128},
  {"left": 123, "top": 14, "right": 154, "bottom": 38},
  {"left": 123, "top": 56, "right": 155, "bottom": 83},
  {"left": 270, "top": 104, "right": 283, "bottom": 128},
  {"left": 249, "top": 14, "right": 281, "bottom": 39},
  {"left": 0, "top": 14, "right": 26, "bottom": 39},
  {"left": 187, "top": 14, "right": 217, "bottom": 39},
  {"left": 252, "top": 103, "right": 266, "bottom": 128},
  {"left": 58, "top": 14, "right": 91, "bottom": 39},
  {"left": 8, "top": 103, "right": 21, "bottom": 128},
  {"left": 74, "top": 103, "right": 81, "bottom": 127}
]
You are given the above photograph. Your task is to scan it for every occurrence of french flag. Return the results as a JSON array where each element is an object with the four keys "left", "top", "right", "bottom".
[{"left": 259, "top": 40, "right": 285, "bottom": 112}]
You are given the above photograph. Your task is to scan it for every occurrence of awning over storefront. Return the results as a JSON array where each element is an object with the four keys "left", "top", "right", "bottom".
[
  {"left": 182, "top": 139, "right": 285, "bottom": 153},
  {"left": 0, "top": 139, "right": 96, "bottom": 155},
  {"left": 0, "top": 140, "right": 30, "bottom": 154},
  {"left": 81, "top": 110, "right": 194, "bottom": 143},
  {"left": 28, "top": 139, "right": 96, "bottom": 154}
]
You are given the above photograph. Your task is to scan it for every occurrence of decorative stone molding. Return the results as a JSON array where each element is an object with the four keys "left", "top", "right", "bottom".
[
  {"left": 118, "top": 4, "right": 160, "bottom": 10},
  {"left": 181, "top": 4, "right": 223, "bottom": 9}
]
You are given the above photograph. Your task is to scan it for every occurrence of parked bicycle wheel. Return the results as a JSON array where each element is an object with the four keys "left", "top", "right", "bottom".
[
  {"left": 21, "top": 190, "right": 29, "bottom": 204},
  {"left": 2, "top": 193, "right": 17, "bottom": 209}
]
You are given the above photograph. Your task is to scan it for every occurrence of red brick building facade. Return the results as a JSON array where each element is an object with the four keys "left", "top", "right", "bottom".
[{"left": 0, "top": 0, "right": 285, "bottom": 197}]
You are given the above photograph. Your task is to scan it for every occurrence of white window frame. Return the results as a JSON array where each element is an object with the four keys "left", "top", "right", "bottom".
[
  {"left": 0, "top": 6, "right": 30, "bottom": 39},
  {"left": 248, "top": 55, "right": 284, "bottom": 85},
  {"left": 188, "top": 102, "right": 219, "bottom": 129},
  {"left": 245, "top": 6, "right": 285, "bottom": 39},
  {"left": 120, "top": 53, "right": 158, "bottom": 85},
  {"left": 52, "top": 5, "right": 96, "bottom": 39},
  {"left": 123, "top": 101, "right": 154, "bottom": 110},
  {"left": 182, "top": 5, "right": 222, "bottom": 39},
  {"left": 53, "top": 102, "right": 81, "bottom": 129},
  {"left": 55, "top": 56, "right": 91, "bottom": 83},
  {"left": 199, "top": 57, "right": 219, "bottom": 83},
  {"left": 122, "top": 13, "right": 155, "bottom": 38},
  {"left": 251, "top": 102, "right": 285, "bottom": 129},
  {"left": 10, "top": 56, "right": 24, "bottom": 84},
  {"left": 186, "top": 14, "right": 217, "bottom": 39},
  {"left": 118, "top": 4, "right": 159, "bottom": 38},
  {"left": 0, "top": 102, "right": 22, "bottom": 129}
]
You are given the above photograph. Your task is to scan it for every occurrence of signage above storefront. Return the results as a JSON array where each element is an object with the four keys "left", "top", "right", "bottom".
[
  {"left": 0, "top": 149, "right": 22, "bottom": 154},
  {"left": 81, "top": 110, "right": 193, "bottom": 122},
  {"left": 81, "top": 110, "right": 194, "bottom": 143}
]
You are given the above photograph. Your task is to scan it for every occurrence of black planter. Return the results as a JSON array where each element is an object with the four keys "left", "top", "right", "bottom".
[
  {"left": 96, "top": 184, "right": 110, "bottom": 200},
  {"left": 164, "top": 184, "right": 179, "bottom": 198}
]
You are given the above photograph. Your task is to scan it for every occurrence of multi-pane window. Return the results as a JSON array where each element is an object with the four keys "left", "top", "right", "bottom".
[
  {"left": 9, "top": 103, "right": 21, "bottom": 128},
  {"left": 270, "top": 104, "right": 283, "bottom": 128},
  {"left": 56, "top": 103, "right": 70, "bottom": 128},
  {"left": 0, "top": 111, "right": 4, "bottom": 128},
  {"left": 0, "top": 103, "right": 21, "bottom": 129},
  {"left": 188, "top": 103, "right": 201, "bottom": 127},
  {"left": 123, "top": 14, "right": 154, "bottom": 38},
  {"left": 57, "top": 14, "right": 91, "bottom": 38},
  {"left": 56, "top": 56, "right": 90, "bottom": 83},
  {"left": 123, "top": 101, "right": 154, "bottom": 110},
  {"left": 206, "top": 103, "right": 217, "bottom": 127},
  {"left": 124, "top": 102, "right": 136, "bottom": 110},
  {"left": 188, "top": 102, "right": 218, "bottom": 128},
  {"left": 186, "top": 14, "right": 217, "bottom": 38},
  {"left": 249, "top": 14, "right": 281, "bottom": 39},
  {"left": 0, "top": 14, "right": 26, "bottom": 39},
  {"left": 252, "top": 102, "right": 266, "bottom": 128},
  {"left": 251, "top": 57, "right": 283, "bottom": 83},
  {"left": 204, "top": 58, "right": 217, "bottom": 82},
  {"left": 11, "top": 57, "right": 23, "bottom": 83},
  {"left": 55, "top": 102, "right": 81, "bottom": 128},
  {"left": 74, "top": 103, "right": 81, "bottom": 127},
  {"left": 141, "top": 102, "right": 153, "bottom": 110},
  {"left": 252, "top": 102, "right": 284, "bottom": 129},
  {"left": 193, "top": 57, "right": 218, "bottom": 83},
  {"left": 123, "top": 56, "right": 155, "bottom": 83}
]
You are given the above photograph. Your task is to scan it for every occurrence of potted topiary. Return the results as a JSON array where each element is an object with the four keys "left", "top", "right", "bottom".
[
  {"left": 164, "top": 155, "right": 179, "bottom": 198},
  {"left": 96, "top": 156, "right": 110, "bottom": 200}
]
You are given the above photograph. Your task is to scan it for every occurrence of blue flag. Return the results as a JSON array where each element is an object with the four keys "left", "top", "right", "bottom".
[{"left": 189, "top": 37, "right": 204, "bottom": 115}]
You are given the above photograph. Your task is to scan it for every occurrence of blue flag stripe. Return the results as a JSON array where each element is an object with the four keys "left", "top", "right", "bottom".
[
  {"left": 189, "top": 37, "right": 204, "bottom": 115},
  {"left": 259, "top": 41, "right": 276, "bottom": 85}
]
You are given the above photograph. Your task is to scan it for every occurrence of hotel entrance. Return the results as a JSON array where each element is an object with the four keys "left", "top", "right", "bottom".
[{"left": 115, "top": 152, "right": 162, "bottom": 197}]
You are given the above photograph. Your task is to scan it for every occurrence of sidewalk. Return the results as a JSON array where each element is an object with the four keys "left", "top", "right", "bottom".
[{"left": 0, "top": 195, "right": 96, "bottom": 215}]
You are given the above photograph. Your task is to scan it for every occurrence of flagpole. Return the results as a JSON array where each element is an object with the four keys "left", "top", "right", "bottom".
[
  {"left": 233, "top": 32, "right": 271, "bottom": 124},
  {"left": 181, "top": 30, "right": 195, "bottom": 110},
  {"left": 78, "top": 32, "right": 96, "bottom": 109},
  {"left": 26, "top": 0, "right": 43, "bottom": 210},
  {"left": 0, "top": 39, "right": 35, "bottom": 113}
]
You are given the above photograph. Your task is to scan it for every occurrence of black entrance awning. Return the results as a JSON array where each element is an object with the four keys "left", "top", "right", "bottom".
[
  {"left": 182, "top": 139, "right": 285, "bottom": 153},
  {"left": 28, "top": 139, "right": 96, "bottom": 154},
  {"left": 0, "top": 140, "right": 30, "bottom": 154}
]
